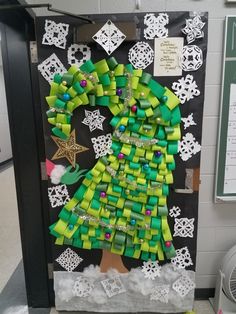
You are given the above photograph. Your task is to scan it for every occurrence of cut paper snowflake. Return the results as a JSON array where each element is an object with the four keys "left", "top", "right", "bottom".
[
  {"left": 169, "top": 206, "right": 181, "bottom": 218},
  {"left": 178, "top": 132, "right": 201, "bottom": 161},
  {"left": 181, "top": 113, "right": 197, "bottom": 130},
  {"left": 72, "top": 276, "right": 94, "bottom": 297},
  {"left": 42, "top": 19, "right": 69, "bottom": 49},
  {"left": 172, "top": 275, "right": 196, "bottom": 297},
  {"left": 48, "top": 184, "right": 70, "bottom": 208},
  {"left": 181, "top": 45, "right": 203, "bottom": 72},
  {"left": 91, "top": 134, "right": 112, "bottom": 159},
  {"left": 171, "top": 246, "right": 193, "bottom": 269},
  {"left": 56, "top": 248, "right": 83, "bottom": 272},
  {"left": 174, "top": 218, "right": 195, "bottom": 238},
  {"left": 38, "top": 53, "right": 67, "bottom": 83},
  {"left": 128, "top": 42, "right": 154, "bottom": 69},
  {"left": 144, "top": 13, "right": 169, "bottom": 39},
  {"left": 182, "top": 14, "right": 205, "bottom": 44},
  {"left": 82, "top": 109, "right": 106, "bottom": 132},
  {"left": 172, "top": 74, "right": 200, "bottom": 104},
  {"left": 101, "top": 276, "right": 126, "bottom": 298},
  {"left": 67, "top": 44, "right": 91, "bottom": 67},
  {"left": 150, "top": 285, "right": 170, "bottom": 303},
  {"left": 141, "top": 260, "right": 161, "bottom": 280},
  {"left": 92, "top": 20, "right": 126, "bottom": 55}
]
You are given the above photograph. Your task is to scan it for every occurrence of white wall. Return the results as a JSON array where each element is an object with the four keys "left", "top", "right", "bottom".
[{"left": 27, "top": 0, "right": 236, "bottom": 289}]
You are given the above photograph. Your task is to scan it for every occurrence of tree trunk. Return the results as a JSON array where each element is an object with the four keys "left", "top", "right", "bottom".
[{"left": 100, "top": 250, "right": 129, "bottom": 273}]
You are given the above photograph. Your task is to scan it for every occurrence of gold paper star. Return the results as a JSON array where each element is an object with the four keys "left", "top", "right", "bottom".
[{"left": 51, "top": 129, "right": 89, "bottom": 167}]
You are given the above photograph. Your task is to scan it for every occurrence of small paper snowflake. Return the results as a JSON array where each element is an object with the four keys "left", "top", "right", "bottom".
[
  {"left": 92, "top": 20, "right": 126, "bottom": 55},
  {"left": 181, "top": 45, "right": 203, "bottom": 72},
  {"left": 67, "top": 44, "right": 91, "bottom": 67},
  {"left": 141, "top": 260, "right": 161, "bottom": 280},
  {"left": 181, "top": 113, "right": 197, "bottom": 130},
  {"left": 91, "top": 134, "right": 112, "bottom": 159},
  {"left": 56, "top": 248, "right": 83, "bottom": 272},
  {"left": 48, "top": 184, "right": 70, "bottom": 208},
  {"left": 169, "top": 206, "right": 181, "bottom": 218},
  {"left": 42, "top": 19, "right": 69, "bottom": 49},
  {"left": 171, "top": 247, "right": 193, "bottom": 269},
  {"left": 144, "top": 13, "right": 169, "bottom": 39},
  {"left": 182, "top": 15, "right": 205, "bottom": 44},
  {"left": 82, "top": 109, "right": 106, "bottom": 132},
  {"left": 150, "top": 285, "right": 170, "bottom": 303},
  {"left": 172, "top": 275, "right": 196, "bottom": 297},
  {"left": 101, "top": 275, "right": 126, "bottom": 298},
  {"left": 178, "top": 132, "right": 201, "bottom": 161},
  {"left": 174, "top": 218, "right": 195, "bottom": 238},
  {"left": 172, "top": 74, "right": 200, "bottom": 104},
  {"left": 72, "top": 276, "right": 94, "bottom": 297},
  {"left": 38, "top": 53, "right": 67, "bottom": 83},
  {"left": 128, "top": 42, "right": 154, "bottom": 69}
]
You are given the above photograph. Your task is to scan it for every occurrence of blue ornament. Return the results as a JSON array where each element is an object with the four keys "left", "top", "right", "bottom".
[
  {"left": 143, "top": 163, "right": 149, "bottom": 170},
  {"left": 119, "top": 125, "right": 126, "bottom": 132},
  {"left": 62, "top": 93, "right": 70, "bottom": 101},
  {"left": 68, "top": 224, "right": 74, "bottom": 230},
  {"left": 160, "top": 95, "right": 168, "bottom": 103},
  {"left": 130, "top": 219, "right": 136, "bottom": 225}
]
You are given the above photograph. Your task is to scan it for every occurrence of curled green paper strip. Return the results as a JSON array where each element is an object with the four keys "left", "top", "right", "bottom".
[{"left": 61, "top": 164, "right": 88, "bottom": 185}]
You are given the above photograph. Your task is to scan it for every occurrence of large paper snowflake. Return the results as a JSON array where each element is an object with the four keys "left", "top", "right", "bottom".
[
  {"left": 144, "top": 13, "right": 169, "bottom": 39},
  {"left": 181, "top": 113, "right": 197, "bottom": 130},
  {"left": 150, "top": 285, "right": 170, "bottom": 303},
  {"left": 56, "top": 248, "right": 83, "bottom": 272},
  {"left": 181, "top": 45, "right": 203, "bottom": 72},
  {"left": 169, "top": 206, "right": 181, "bottom": 218},
  {"left": 72, "top": 276, "right": 94, "bottom": 297},
  {"left": 172, "top": 275, "right": 196, "bottom": 297},
  {"left": 42, "top": 19, "right": 69, "bottom": 49},
  {"left": 91, "top": 134, "right": 112, "bottom": 159},
  {"left": 174, "top": 218, "right": 195, "bottom": 238},
  {"left": 82, "top": 109, "right": 106, "bottom": 132},
  {"left": 38, "top": 53, "right": 67, "bottom": 83},
  {"left": 141, "top": 260, "right": 161, "bottom": 280},
  {"left": 101, "top": 275, "right": 126, "bottom": 298},
  {"left": 92, "top": 20, "right": 126, "bottom": 55},
  {"left": 178, "top": 132, "right": 201, "bottom": 161},
  {"left": 171, "top": 247, "right": 193, "bottom": 269},
  {"left": 48, "top": 184, "right": 70, "bottom": 208},
  {"left": 128, "top": 42, "right": 154, "bottom": 69},
  {"left": 172, "top": 74, "right": 200, "bottom": 104},
  {"left": 67, "top": 44, "right": 91, "bottom": 67},
  {"left": 182, "top": 15, "right": 205, "bottom": 44}
]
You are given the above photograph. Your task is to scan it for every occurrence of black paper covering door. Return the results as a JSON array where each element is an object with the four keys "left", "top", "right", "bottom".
[{"left": 35, "top": 12, "right": 208, "bottom": 313}]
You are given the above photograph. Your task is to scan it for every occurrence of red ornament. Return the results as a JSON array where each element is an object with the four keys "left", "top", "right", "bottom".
[
  {"left": 131, "top": 105, "right": 137, "bottom": 113},
  {"left": 165, "top": 241, "right": 172, "bottom": 248}
]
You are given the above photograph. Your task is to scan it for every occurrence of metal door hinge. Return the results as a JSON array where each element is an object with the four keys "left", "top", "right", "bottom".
[
  {"left": 40, "top": 161, "right": 48, "bottom": 181},
  {"left": 29, "top": 41, "right": 38, "bottom": 64},
  {"left": 48, "top": 263, "right": 54, "bottom": 279}
]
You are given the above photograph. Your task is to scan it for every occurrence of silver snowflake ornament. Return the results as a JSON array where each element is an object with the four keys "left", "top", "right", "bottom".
[
  {"left": 178, "top": 132, "right": 201, "bottom": 161},
  {"left": 181, "top": 45, "right": 203, "bottom": 72},
  {"left": 42, "top": 19, "right": 69, "bottom": 49},
  {"left": 141, "top": 260, "right": 161, "bottom": 280},
  {"left": 48, "top": 184, "right": 70, "bottom": 208},
  {"left": 91, "top": 134, "right": 112, "bottom": 159},
  {"left": 181, "top": 113, "right": 197, "bottom": 130},
  {"left": 144, "top": 13, "right": 169, "bottom": 39},
  {"left": 169, "top": 206, "right": 181, "bottom": 218},
  {"left": 182, "top": 15, "right": 205, "bottom": 44},
  {"left": 56, "top": 248, "right": 83, "bottom": 272},
  {"left": 128, "top": 42, "right": 154, "bottom": 69},
  {"left": 172, "top": 74, "right": 200, "bottom": 104},
  {"left": 82, "top": 109, "right": 106, "bottom": 132},
  {"left": 150, "top": 284, "right": 170, "bottom": 303},
  {"left": 72, "top": 276, "right": 94, "bottom": 297},
  {"left": 171, "top": 246, "right": 193, "bottom": 269},
  {"left": 172, "top": 275, "right": 196, "bottom": 297},
  {"left": 174, "top": 218, "right": 195, "bottom": 238},
  {"left": 38, "top": 53, "right": 67, "bottom": 84},
  {"left": 101, "top": 275, "right": 126, "bottom": 298}
]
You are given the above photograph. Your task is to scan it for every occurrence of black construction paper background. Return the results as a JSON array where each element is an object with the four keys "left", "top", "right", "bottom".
[{"left": 35, "top": 12, "right": 208, "bottom": 273}]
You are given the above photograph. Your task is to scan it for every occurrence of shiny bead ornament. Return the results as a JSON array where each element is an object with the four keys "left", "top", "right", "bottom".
[
  {"left": 165, "top": 241, "right": 172, "bottom": 248},
  {"left": 119, "top": 125, "right": 126, "bottom": 132},
  {"left": 105, "top": 233, "right": 111, "bottom": 239},
  {"left": 143, "top": 163, "right": 149, "bottom": 170},
  {"left": 100, "top": 191, "right": 106, "bottom": 198},
  {"left": 145, "top": 209, "right": 151, "bottom": 216},
  {"left": 68, "top": 224, "right": 74, "bottom": 230},
  {"left": 161, "top": 95, "right": 168, "bottom": 103},
  {"left": 131, "top": 105, "right": 137, "bottom": 113},
  {"left": 116, "top": 88, "right": 122, "bottom": 96},
  {"left": 118, "top": 153, "right": 124, "bottom": 159},
  {"left": 155, "top": 151, "right": 162, "bottom": 158},
  {"left": 62, "top": 93, "right": 70, "bottom": 101},
  {"left": 130, "top": 219, "right": 136, "bottom": 225},
  {"left": 80, "top": 79, "right": 87, "bottom": 87}
]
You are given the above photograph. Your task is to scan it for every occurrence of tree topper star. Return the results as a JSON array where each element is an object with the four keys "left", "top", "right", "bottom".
[{"left": 51, "top": 130, "right": 88, "bottom": 167}]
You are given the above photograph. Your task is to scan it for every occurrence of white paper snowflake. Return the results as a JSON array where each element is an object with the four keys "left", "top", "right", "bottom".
[
  {"left": 181, "top": 45, "right": 203, "bottom": 72},
  {"left": 101, "top": 275, "right": 126, "bottom": 298},
  {"left": 171, "top": 247, "right": 193, "bottom": 269},
  {"left": 72, "top": 276, "right": 94, "bottom": 297},
  {"left": 144, "top": 13, "right": 169, "bottom": 39},
  {"left": 48, "top": 184, "right": 70, "bottom": 208},
  {"left": 91, "top": 133, "right": 112, "bottom": 159},
  {"left": 56, "top": 248, "right": 83, "bottom": 272},
  {"left": 169, "top": 206, "right": 181, "bottom": 218},
  {"left": 174, "top": 218, "right": 195, "bottom": 238},
  {"left": 150, "top": 284, "right": 170, "bottom": 303},
  {"left": 141, "top": 260, "right": 161, "bottom": 280},
  {"left": 182, "top": 15, "right": 205, "bottom": 44},
  {"left": 172, "top": 275, "right": 196, "bottom": 297},
  {"left": 181, "top": 113, "right": 197, "bottom": 130},
  {"left": 178, "top": 132, "right": 201, "bottom": 161},
  {"left": 128, "top": 42, "right": 154, "bottom": 69},
  {"left": 172, "top": 74, "right": 200, "bottom": 104},
  {"left": 82, "top": 109, "right": 106, "bottom": 132},
  {"left": 92, "top": 20, "right": 126, "bottom": 55},
  {"left": 67, "top": 44, "right": 91, "bottom": 67},
  {"left": 42, "top": 19, "right": 69, "bottom": 49},
  {"left": 38, "top": 53, "right": 67, "bottom": 84}
]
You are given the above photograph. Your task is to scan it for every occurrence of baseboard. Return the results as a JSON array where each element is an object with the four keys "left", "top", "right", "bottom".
[{"left": 195, "top": 288, "right": 215, "bottom": 299}]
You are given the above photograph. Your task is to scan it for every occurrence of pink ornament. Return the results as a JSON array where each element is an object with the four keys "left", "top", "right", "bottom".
[
  {"left": 145, "top": 209, "right": 151, "bottom": 216},
  {"left": 100, "top": 191, "right": 106, "bottom": 198},
  {"left": 80, "top": 80, "right": 87, "bottom": 87},
  {"left": 131, "top": 105, "right": 137, "bottom": 113},
  {"left": 165, "top": 241, "right": 172, "bottom": 248},
  {"left": 118, "top": 153, "right": 124, "bottom": 159},
  {"left": 105, "top": 233, "right": 111, "bottom": 239}
]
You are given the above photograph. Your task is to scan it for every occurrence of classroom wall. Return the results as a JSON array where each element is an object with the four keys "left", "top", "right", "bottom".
[{"left": 25, "top": 0, "right": 236, "bottom": 289}]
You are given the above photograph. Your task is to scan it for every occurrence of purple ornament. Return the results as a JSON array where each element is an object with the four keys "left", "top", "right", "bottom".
[
  {"left": 145, "top": 209, "right": 151, "bottom": 216},
  {"left": 105, "top": 233, "right": 111, "bottom": 239},
  {"left": 116, "top": 88, "right": 122, "bottom": 96},
  {"left": 118, "top": 153, "right": 124, "bottom": 159},
  {"left": 100, "top": 191, "right": 106, "bottom": 198},
  {"left": 80, "top": 80, "right": 87, "bottom": 87},
  {"left": 155, "top": 151, "right": 162, "bottom": 158}
]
